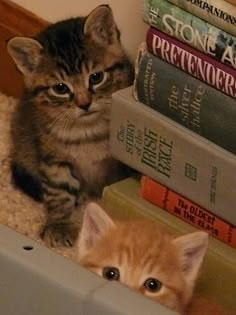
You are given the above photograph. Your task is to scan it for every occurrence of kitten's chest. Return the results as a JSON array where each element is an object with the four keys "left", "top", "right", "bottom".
[
  {"left": 66, "top": 140, "right": 114, "bottom": 184},
  {"left": 73, "top": 140, "right": 110, "bottom": 168}
]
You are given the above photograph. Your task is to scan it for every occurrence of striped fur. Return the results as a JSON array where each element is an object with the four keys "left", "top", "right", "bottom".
[
  {"left": 77, "top": 203, "right": 232, "bottom": 315},
  {"left": 7, "top": 6, "right": 134, "bottom": 247}
]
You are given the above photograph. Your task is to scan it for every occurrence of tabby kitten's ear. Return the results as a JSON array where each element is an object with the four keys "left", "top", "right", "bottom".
[
  {"left": 84, "top": 5, "right": 120, "bottom": 45},
  {"left": 173, "top": 231, "right": 208, "bottom": 287},
  {"left": 7, "top": 37, "right": 43, "bottom": 75},
  {"left": 77, "top": 202, "right": 115, "bottom": 260}
]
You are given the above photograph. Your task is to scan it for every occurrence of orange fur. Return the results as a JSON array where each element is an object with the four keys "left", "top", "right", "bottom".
[{"left": 76, "top": 203, "right": 232, "bottom": 314}]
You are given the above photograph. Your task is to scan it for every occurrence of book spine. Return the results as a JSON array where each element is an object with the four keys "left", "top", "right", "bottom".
[
  {"left": 143, "top": 0, "right": 236, "bottom": 69},
  {"left": 146, "top": 27, "right": 236, "bottom": 99},
  {"left": 140, "top": 176, "right": 236, "bottom": 248},
  {"left": 166, "top": 0, "right": 236, "bottom": 37},
  {"left": 133, "top": 43, "right": 236, "bottom": 154},
  {"left": 110, "top": 87, "right": 236, "bottom": 225}
]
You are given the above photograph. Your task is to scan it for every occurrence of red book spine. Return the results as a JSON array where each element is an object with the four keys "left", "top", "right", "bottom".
[
  {"left": 146, "top": 27, "right": 236, "bottom": 99},
  {"left": 140, "top": 176, "right": 236, "bottom": 249}
]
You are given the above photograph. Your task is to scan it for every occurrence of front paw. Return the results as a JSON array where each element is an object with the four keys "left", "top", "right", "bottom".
[{"left": 40, "top": 222, "right": 79, "bottom": 247}]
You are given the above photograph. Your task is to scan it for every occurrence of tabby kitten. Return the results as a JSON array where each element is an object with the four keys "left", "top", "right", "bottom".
[
  {"left": 7, "top": 6, "right": 134, "bottom": 247},
  {"left": 77, "top": 203, "right": 231, "bottom": 315}
]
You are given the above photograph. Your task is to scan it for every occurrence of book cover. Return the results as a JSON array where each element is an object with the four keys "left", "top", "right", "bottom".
[
  {"left": 146, "top": 27, "right": 236, "bottom": 99},
  {"left": 110, "top": 87, "right": 236, "bottom": 225},
  {"left": 101, "top": 177, "right": 236, "bottom": 314},
  {"left": 166, "top": 0, "right": 236, "bottom": 37},
  {"left": 140, "top": 175, "right": 236, "bottom": 248},
  {"left": 133, "top": 43, "right": 236, "bottom": 154},
  {"left": 143, "top": 0, "right": 236, "bottom": 69}
]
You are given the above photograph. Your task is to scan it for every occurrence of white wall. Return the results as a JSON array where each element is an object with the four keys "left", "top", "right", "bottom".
[{"left": 13, "top": 0, "right": 148, "bottom": 59}]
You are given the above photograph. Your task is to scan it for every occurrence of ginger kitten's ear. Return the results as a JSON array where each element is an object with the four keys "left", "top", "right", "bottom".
[
  {"left": 84, "top": 5, "right": 120, "bottom": 45},
  {"left": 7, "top": 37, "right": 43, "bottom": 75},
  {"left": 77, "top": 202, "right": 115, "bottom": 260},
  {"left": 173, "top": 232, "right": 208, "bottom": 287}
]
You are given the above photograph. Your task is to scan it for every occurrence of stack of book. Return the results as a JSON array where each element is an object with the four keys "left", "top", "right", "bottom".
[
  {"left": 103, "top": 0, "right": 236, "bottom": 312},
  {"left": 108, "top": 0, "right": 236, "bottom": 250},
  {"left": 137, "top": 0, "right": 236, "bottom": 153}
]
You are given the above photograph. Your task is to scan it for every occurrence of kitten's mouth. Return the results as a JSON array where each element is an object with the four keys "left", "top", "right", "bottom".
[{"left": 80, "top": 110, "right": 99, "bottom": 118}]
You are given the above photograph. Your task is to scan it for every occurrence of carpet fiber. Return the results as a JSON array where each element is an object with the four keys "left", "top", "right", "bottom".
[{"left": 0, "top": 92, "right": 76, "bottom": 260}]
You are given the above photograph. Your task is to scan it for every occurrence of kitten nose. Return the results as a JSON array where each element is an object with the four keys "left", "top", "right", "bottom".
[
  {"left": 74, "top": 90, "right": 91, "bottom": 111},
  {"left": 79, "top": 103, "right": 91, "bottom": 111}
]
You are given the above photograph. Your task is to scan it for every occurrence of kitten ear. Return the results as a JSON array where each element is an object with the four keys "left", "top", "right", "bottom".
[
  {"left": 7, "top": 36, "right": 43, "bottom": 75},
  {"left": 173, "top": 232, "right": 208, "bottom": 287},
  {"left": 84, "top": 5, "right": 120, "bottom": 45},
  {"left": 77, "top": 202, "right": 115, "bottom": 260}
]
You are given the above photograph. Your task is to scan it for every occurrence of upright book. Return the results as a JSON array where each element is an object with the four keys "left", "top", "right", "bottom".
[
  {"left": 139, "top": 175, "right": 236, "bottom": 249},
  {"left": 110, "top": 87, "right": 236, "bottom": 225},
  {"left": 166, "top": 0, "right": 236, "bottom": 37},
  {"left": 143, "top": 0, "right": 236, "bottom": 69},
  {"left": 133, "top": 43, "right": 236, "bottom": 154},
  {"left": 146, "top": 27, "right": 236, "bottom": 99}
]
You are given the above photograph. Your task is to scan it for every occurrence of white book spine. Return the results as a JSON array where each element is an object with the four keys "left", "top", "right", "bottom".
[{"left": 110, "top": 87, "right": 236, "bottom": 225}]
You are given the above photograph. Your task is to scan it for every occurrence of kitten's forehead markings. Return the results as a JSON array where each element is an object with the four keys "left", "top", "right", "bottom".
[
  {"left": 79, "top": 62, "right": 91, "bottom": 89},
  {"left": 47, "top": 72, "right": 62, "bottom": 81},
  {"left": 56, "top": 67, "right": 68, "bottom": 82}
]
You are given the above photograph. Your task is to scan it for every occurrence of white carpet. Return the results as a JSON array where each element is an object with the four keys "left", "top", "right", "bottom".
[{"left": 0, "top": 92, "right": 76, "bottom": 260}]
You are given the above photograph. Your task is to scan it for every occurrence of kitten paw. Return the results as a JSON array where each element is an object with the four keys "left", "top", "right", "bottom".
[{"left": 40, "top": 222, "right": 79, "bottom": 247}]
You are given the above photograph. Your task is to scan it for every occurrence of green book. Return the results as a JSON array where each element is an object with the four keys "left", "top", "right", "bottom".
[
  {"left": 133, "top": 43, "right": 236, "bottom": 154},
  {"left": 143, "top": 0, "right": 236, "bottom": 69},
  {"left": 166, "top": 0, "right": 236, "bottom": 37},
  {"left": 101, "top": 177, "right": 236, "bottom": 314}
]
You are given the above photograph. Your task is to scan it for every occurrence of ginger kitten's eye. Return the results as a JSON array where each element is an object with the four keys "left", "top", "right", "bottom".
[
  {"left": 144, "top": 278, "right": 162, "bottom": 293},
  {"left": 51, "top": 83, "right": 70, "bottom": 96},
  {"left": 102, "top": 267, "right": 120, "bottom": 281},
  {"left": 89, "top": 72, "right": 105, "bottom": 86}
]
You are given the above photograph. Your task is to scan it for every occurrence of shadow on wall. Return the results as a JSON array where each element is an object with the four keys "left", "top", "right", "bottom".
[{"left": 12, "top": 0, "right": 148, "bottom": 59}]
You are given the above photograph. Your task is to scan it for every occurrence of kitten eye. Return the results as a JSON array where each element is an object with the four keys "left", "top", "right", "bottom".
[
  {"left": 144, "top": 278, "right": 162, "bottom": 293},
  {"left": 51, "top": 83, "right": 70, "bottom": 95},
  {"left": 102, "top": 267, "right": 120, "bottom": 281},
  {"left": 89, "top": 72, "right": 105, "bottom": 86}
]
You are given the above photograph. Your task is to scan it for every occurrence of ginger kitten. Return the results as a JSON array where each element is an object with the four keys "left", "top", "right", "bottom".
[
  {"left": 77, "top": 202, "right": 232, "bottom": 315},
  {"left": 7, "top": 5, "right": 134, "bottom": 247}
]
